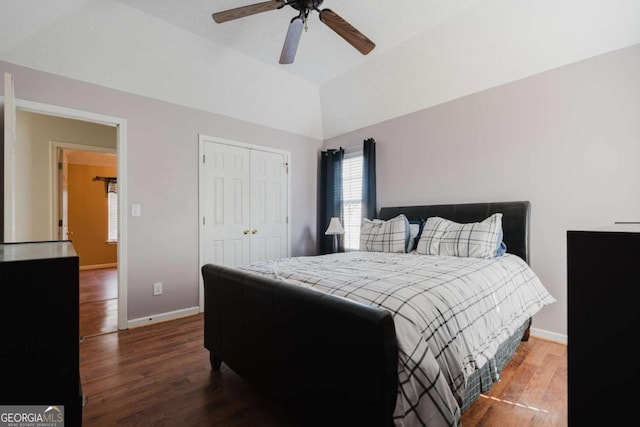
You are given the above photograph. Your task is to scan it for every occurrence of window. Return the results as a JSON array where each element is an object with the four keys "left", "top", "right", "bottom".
[
  {"left": 107, "top": 180, "right": 118, "bottom": 242},
  {"left": 342, "top": 151, "right": 363, "bottom": 250}
]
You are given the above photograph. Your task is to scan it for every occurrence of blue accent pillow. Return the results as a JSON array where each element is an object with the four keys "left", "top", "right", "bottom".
[
  {"left": 494, "top": 229, "right": 507, "bottom": 257},
  {"left": 408, "top": 219, "right": 426, "bottom": 252}
]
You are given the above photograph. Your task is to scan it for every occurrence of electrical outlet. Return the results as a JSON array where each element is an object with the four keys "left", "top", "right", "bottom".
[{"left": 153, "top": 282, "right": 163, "bottom": 296}]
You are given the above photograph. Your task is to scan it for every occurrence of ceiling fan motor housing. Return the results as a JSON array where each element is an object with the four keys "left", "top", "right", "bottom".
[{"left": 289, "top": 0, "right": 324, "bottom": 13}]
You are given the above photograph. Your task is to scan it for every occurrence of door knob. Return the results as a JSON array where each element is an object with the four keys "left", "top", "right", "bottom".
[
  {"left": 243, "top": 229, "right": 250, "bottom": 235},
  {"left": 251, "top": 229, "right": 258, "bottom": 234}
]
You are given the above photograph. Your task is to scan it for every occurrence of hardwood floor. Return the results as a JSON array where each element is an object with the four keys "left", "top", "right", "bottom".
[
  {"left": 461, "top": 336, "right": 567, "bottom": 427},
  {"left": 80, "top": 314, "right": 567, "bottom": 426},
  {"left": 80, "top": 267, "right": 118, "bottom": 338}
]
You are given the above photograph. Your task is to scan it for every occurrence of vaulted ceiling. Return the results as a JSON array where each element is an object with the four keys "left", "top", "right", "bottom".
[{"left": 2, "top": 1, "right": 639, "bottom": 139}]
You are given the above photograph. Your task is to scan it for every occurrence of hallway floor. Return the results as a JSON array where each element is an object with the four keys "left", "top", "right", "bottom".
[{"left": 79, "top": 267, "right": 118, "bottom": 338}]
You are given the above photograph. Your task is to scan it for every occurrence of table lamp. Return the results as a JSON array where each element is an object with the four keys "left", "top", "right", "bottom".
[{"left": 325, "top": 217, "right": 345, "bottom": 253}]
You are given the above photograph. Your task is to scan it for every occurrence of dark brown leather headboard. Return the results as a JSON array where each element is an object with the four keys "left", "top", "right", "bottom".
[{"left": 378, "top": 201, "right": 531, "bottom": 264}]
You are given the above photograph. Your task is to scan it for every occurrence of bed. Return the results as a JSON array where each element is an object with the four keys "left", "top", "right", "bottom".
[{"left": 201, "top": 201, "right": 555, "bottom": 427}]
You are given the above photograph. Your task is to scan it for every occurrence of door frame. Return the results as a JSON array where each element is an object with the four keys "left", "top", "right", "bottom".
[
  {"left": 50, "top": 141, "right": 117, "bottom": 241},
  {"left": 3, "top": 73, "right": 16, "bottom": 242},
  {"left": 1, "top": 96, "right": 129, "bottom": 330},
  {"left": 198, "top": 134, "right": 292, "bottom": 311}
]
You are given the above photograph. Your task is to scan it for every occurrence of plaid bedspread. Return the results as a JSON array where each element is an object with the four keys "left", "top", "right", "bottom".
[{"left": 238, "top": 251, "right": 556, "bottom": 427}]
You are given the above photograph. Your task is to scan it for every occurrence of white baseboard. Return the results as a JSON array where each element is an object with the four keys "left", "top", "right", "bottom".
[
  {"left": 127, "top": 306, "right": 200, "bottom": 329},
  {"left": 127, "top": 307, "right": 567, "bottom": 345},
  {"left": 530, "top": 327, "right": 567, "bottom": 345},
  {"left": 80, "top": 263, "right": 117, "bottom": 271}
]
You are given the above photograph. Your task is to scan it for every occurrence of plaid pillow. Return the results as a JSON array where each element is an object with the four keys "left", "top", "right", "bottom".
[
  {"left": 360, "top": 214, "right": 410, "bottom": 253},
  {"left": 416, "top": 213, "right": 503, "bottom": 258}
]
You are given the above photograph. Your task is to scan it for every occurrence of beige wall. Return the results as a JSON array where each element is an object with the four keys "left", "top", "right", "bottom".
[
  {"left": 15, "top": 110, "right": 116, "bottom": 241},
  {"left": 1, "top": 60, "right": 322, "bottom": 322},
  {"left": 68, "top": 163, "right": 117, "bottom": 267},
  {"left": 324, "top": 44, "right": 640, "bottom": 342}
]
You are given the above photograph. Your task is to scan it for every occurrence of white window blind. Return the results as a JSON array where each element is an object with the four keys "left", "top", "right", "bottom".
[
  {"left": 343, "top": 151, "right": 363, "bottom": 250},
  {"left": 107, "top": 192, "right": 118, "bottom": 242}
]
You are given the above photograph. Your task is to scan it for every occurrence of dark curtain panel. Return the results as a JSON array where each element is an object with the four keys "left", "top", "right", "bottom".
[
  {"left": 318, "top": 148, "right": 344, "bottom": 254},
  {"left": 362, "top": 138, "right": 377, "bottom": 220}
]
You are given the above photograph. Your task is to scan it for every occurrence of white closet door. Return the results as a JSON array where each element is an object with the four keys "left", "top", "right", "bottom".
[
  {"left": 201, "top": 139, "right": 289, "bottom": 269},
  {"left": 203, "top": 142, "right": 251, "bottom": 267},
  {"left": 249, "top": 149, "right": 288, "bottom": 263}
]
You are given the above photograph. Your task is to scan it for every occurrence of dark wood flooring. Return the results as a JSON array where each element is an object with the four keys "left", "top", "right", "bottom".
[
  {"left": 80, "top": 267, "right": 118, "bottom": 338},
  {"left": 80, "top": 313, "right": 567, "bottom": 426}
]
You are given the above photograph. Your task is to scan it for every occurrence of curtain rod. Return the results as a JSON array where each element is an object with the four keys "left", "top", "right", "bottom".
[
  {"left": 93, "top": 176, "right": 117, "bottom": 182},
  {"left": 93, "top": 176, "right": 117, "bottom": 194},
  {"left": 323, "top": 145, "right": 361, "bottom": 153},
  {"left": 324, "top": 138, "right": 375, "bottom": 154}
]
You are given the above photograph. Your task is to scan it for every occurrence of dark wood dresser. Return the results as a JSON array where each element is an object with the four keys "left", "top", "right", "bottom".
[
  {"left": 0, "top": 240, "right": 83, "bottom": 426},
  {"left": 567, "top": 224, "right": 639, "bottom": 426}
]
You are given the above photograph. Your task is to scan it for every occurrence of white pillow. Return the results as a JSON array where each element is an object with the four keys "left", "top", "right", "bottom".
[
  {"left": 416, "top": 213, "right": 503, "bottom": 258},
  {"left": 360, "top": 214, "right": 410, "bottom": 253}
]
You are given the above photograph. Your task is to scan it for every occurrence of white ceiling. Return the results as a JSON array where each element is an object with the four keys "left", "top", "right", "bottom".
[
  {"left": 1, "top": 0, "right": 639, "bottom": 139},
  {"left": 117, "top": 0, "right": 484, "bottom": 84},
  {"left": 65, "top": 150, "right": 117, "bottom": 168}
]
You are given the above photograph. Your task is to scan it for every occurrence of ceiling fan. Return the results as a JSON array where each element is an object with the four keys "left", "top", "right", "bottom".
[{"left": 212, "top": 0, "right": 375, "bottom": 64}]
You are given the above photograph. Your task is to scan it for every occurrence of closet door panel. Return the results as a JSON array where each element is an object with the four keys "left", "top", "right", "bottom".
[
  {"left": 203, "top": 142, "right": 251, "bottom": 267},
  {"left": 250, "top": 149, "right": 288, "bottom": 263}
]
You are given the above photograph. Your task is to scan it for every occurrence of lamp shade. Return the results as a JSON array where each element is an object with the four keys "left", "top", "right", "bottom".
[{"left": 325, "top": 217, "right": 345, "bottom": 235}]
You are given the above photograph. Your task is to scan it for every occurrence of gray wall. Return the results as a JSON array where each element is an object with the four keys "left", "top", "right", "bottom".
[
  {"left": 1, "top": 60, "right": 322, "bottom": 321},
  {"left": 324, "top": 44, "right": 640, "bottom": 341}
]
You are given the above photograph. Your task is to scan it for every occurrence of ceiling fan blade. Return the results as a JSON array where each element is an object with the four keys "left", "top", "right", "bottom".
[
  {"left": 319, "top": 9, "right": 375, "bottom": 55},
  {"left": 212, "top": 0, "right": 285, "bottom": 24},
  {"left": 279, "top": 17, "right": 304, "bottom": 64}
]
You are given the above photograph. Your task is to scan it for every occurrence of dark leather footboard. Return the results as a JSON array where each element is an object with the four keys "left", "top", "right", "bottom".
[{"left": 202, "top": 263, "right": 399, "bottom": 427}]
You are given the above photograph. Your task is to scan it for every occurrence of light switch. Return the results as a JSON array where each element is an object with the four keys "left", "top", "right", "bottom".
[{"left": 131, "top": 204, "right": 142, "bottom": 217}]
